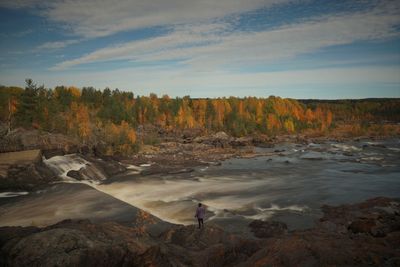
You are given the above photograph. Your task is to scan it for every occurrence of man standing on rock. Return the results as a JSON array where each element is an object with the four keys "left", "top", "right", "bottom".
[{"left": 195, "top": 203, "right": 205, "bottom": 229}]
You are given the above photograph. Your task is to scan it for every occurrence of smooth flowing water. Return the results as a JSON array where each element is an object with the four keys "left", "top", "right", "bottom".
[
  {"left": 93, "top": 139, "right": 400, "bottom": 229},
  {"left": 1, "top": 139, "right": 399, "bottom": 231}
]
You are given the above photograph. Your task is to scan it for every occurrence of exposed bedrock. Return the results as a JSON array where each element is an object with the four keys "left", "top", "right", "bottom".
[{"left": 0, "top": 197, "right": 399, "bottom": 266}]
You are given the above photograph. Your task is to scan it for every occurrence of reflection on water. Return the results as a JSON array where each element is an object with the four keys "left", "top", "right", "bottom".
[{"left": 1, "top": 138, "right": 400, "bottom": 230}]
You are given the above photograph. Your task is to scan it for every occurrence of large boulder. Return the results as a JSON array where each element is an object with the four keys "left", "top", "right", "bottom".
[
  {"left": 0, "top": 150, "right": 58, "bottom": 191},
  {"left": 0, "top": 220, "right": 155, "bottom": 267},
  {"left": 0, "top": 129, "right": 80, "bottom": 154}
]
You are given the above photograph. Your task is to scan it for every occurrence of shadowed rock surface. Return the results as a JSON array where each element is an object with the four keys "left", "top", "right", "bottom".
[
  {"left": 0, "top": 129, "right": 79, "bottom": 154},
  {"left": 0, "top": 150, "right": 58, "bottom": 191},
  {"left": 0, "top": 197, "right": 399, "bottom": 267}
]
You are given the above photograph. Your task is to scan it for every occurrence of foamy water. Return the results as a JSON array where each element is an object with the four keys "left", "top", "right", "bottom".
[
  {"left": 43, "top": 154, "right": 107, "bottom": 184},
  {"left": 97, "top": 138, "right": 400, "bottom": 226},
  {"left": 3, "top": 138, "right": 399, "bottom": 229},
  {"left": 0, "top": 192, "right": 28, "bottom": 198}
]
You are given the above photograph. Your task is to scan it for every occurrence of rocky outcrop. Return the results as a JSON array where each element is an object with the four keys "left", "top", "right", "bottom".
[
  {"left": 318, "top": 197, "right": 400, "bottom": 237},
  {"left": 0, "top": 129, "right": 79, "bottom": 154},
  {"left": 0, "top": 197, "right": 399, "bottom": 266},
  {"left": 194, "top": 131, "right": 232, "bottom": 148},
  {"left": 0, "top": 220, "right": 260, "bottom": 267},
  {"left": 0, "top": 150, "right": 58, "bottom": 191},
  {"left": 0, "top": 220, "right": 154, "bottom": 267},
  {"left": 83, "top": 155, "right": 127, "bottom": 177},
  {"left": 193, "top": 132, "right": 273, "bottom": 149},
  {"left": 243, "top": 197, "right": 400, "bottom": 267}
]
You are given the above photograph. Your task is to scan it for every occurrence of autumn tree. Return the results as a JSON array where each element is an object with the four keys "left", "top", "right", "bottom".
[{"left": 0, "top": 86, "right": 22, "bottom": 134}]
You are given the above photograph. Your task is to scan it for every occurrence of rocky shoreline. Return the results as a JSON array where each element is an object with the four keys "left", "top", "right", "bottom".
[
  {"left": 1, "top": 128, "right": 398, "bottom": 191},
  {"left": 0, "top": 128, "right": 399, "bottom": 266},
  {"left": 0, "top": 130, "right": 268, "bottom": 190},
  {"left": 0, "top": 197, "right": 399, "bottom": 266}
]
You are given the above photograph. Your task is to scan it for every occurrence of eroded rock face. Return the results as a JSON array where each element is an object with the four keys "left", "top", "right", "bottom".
[
  {"left": 0, "top": 129, "right": 79, "bottom": 154},
  {"left": 0, "top": 150, "right": 58, "bottom": 190},
  {"left": 319, "top": 197, "right": 400, "bottom": 237},
  {"left": 0, "top": 220, "right": 260, "bottom": 267},
  {"left": 0, "top": 197, "right": 399, "bottom": 267},
  {"left": 243, "top": 197, "right": 400, "bottom": 267},
  {"left": 0, "top": 220, "right": 150, "bottom": 267}
]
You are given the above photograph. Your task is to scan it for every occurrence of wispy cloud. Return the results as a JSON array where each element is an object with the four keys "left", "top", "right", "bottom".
[
  {"left": 51, "top": 2, "right": 400, "bottom": 70},
  {"left": 1, "top": 0, "right": 399, "bottom": 98},
  {"left": 0, "top": 0, "right": 289, "bottom": 38},
  {"left": 35, "top": 39, "right": 81, "bottom": 50}
]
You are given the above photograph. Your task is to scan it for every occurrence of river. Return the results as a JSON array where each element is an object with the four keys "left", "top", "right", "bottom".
[{"left": 1, "top": 138, "right": 399, "bottom": 233}]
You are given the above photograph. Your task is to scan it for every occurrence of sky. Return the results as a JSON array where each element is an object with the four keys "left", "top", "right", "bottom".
[{"left": 0, "top": 0, "right": 399, "bottom": 99}]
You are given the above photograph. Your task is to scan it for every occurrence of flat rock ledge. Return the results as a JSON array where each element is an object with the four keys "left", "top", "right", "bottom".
[{"left": 0, "top": 197, "right": 399, "bottom": 266}]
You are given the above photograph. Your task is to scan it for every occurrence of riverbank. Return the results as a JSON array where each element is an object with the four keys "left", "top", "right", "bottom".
[
  {"left": 0, "top": 133, "right": 399, "bottom": 266},
  {"left": 0, "top": 197, "right": 399, "bottom": 266},
  {"left": 1, "top": 128, "right": 399, "bottom": 192}
]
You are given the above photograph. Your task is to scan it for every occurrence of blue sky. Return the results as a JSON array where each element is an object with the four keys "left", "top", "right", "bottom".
[{"left": 0, "top": 0, "right": 399, "bottom": 98}]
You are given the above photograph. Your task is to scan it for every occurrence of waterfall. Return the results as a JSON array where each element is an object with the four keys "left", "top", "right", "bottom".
[{"left": 43, "top": 154, "right": 107, "bottom": 184}]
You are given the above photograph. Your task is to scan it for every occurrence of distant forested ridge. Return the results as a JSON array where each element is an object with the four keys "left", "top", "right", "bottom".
[{"left": 1, "top": 80, "right": 399, "bottom": 154}]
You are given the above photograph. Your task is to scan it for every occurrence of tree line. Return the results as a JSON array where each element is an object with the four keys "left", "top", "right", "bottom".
[{"left": 0, "top": 80, "right": 399, "bottom": 154}]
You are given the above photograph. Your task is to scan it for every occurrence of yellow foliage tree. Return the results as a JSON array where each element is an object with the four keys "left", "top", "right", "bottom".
[{"left": 284, "top": 119, "right": 295, "bottom": 133}]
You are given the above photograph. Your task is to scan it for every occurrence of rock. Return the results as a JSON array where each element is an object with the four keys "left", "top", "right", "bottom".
[
  {"left": 167, "top": 168, "right": 194, "bottom": 174},
  {"left": 248, "top": 220, "right": 288, "bottom": 238},
  {"left": 0, "top": 226, "right": 39, "bottom": 245},
  {"left": 213, "top": 131, "right": 230, "bottom": 140},
  {"left": 343, "top": 152, "right": 354, "bottom": 157},
  {"left": 0, "top": 220, "right": 151, "bottom": 267},
  {"left": 66, "top": 169, "right": 84, "bottom": 180},
  {"left": 0, "top": 122, "right": 8, "bottom": 137},
  {"left": 0, "top": 150, "right": 58, "bottom": 190},
  {"left": 82, "top": 155, "right": 126, "bottom": 177},
  {"left": 256, "top": 142, "right": 274, "bottom": 148},
  {"left": 319, "top": 197, "right": 400, "bottom": 237},
  {"left": 230, "top": 136, "right": 253, "bottom": 147},
  {"left": 64, "top": 144, "right": 79, "bottom": 154},
  {"left": 0, "top": 129, "right": 79, "bottom": 153},
  {"left": 252, "top": 135, "right": 274, "bottom": 147},
  {"left": 42, "top": 148, "right": 65, "bottom": 159},
  {"left": 79, "top": 145, "right": 90, "bottom": 155},
  {"left": 348, "top": 219, "right": 377, "bottom": 235},
  {"left": 0, "top": 198, "right": 400, "bottom": 267},
  {"left": 193, "top": 132, "right": 233, "bottom": 148},
  {"left": 0, "top": 220, "right": 259, "bottom": 267}
]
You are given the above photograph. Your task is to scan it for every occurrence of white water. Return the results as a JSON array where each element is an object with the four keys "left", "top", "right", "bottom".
[
  {"left": 43, "top": 154, "right": 107, "bottom": 184},
  {"left": 94, "top": 176, "right": 281, "bottom": 224},
  {"left": 35, "top": 139, "right": 400, "bottom": 227},
  {"left": 0, "top": 192, "right": 29, "bottom": 198},
  {"left": 43, "top": 154, "right": 88, "bottom": 179}
]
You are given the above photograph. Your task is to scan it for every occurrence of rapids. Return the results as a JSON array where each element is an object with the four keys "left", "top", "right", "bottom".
[{"left": 1, "top": 138, "right": 399, "bottom": 231}]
